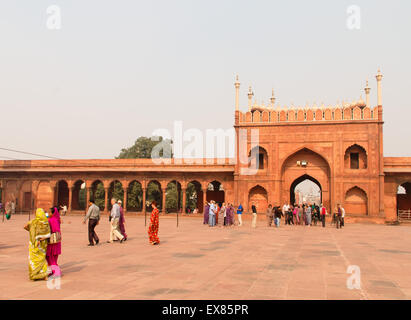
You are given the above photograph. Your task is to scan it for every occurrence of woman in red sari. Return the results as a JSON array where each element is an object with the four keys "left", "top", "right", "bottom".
[{"left": 148, "top": 201, "right": 160, "bottom": 245}]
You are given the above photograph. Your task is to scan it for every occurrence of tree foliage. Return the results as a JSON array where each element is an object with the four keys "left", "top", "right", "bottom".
[{"left": 117, "top": 136, "right": 173, "bottom": 159}]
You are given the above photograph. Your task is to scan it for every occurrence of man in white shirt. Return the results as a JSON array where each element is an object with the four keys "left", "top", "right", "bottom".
[
  {"left": 341, "top": 205, "right": 346, "bottom": 227},
  {"left": 108, "top": 198, "right": 125, "bottom": 243}
]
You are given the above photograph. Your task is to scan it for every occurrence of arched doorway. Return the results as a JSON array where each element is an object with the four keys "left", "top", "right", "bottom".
[
  {"left": 72, "top": 180, "right": 87, "bottom": 210},
  {"left": 57, "top": 180, "right": 69, "bottom": 207},
  {"left": 146, "top": 180, "right": 162, "bottom": 212},
  {"left": 186, "top": 180, "right": 203, "bottom": 213},
  {"left": 290, "top": 174, "right": 322, "bottom": 206},
  {"left": 248, "top": 185, "right": 268, "bottom": 213},
  {"left": 127, "top": 180, "right": 143, "bottom": 212},
  {"left": 281, "top": 147, "right": 331, "bottom": 210},
  {"left": 345, "top": 186, "right": 368, "bottom": 215},
  {"left": 397, "top": 182, "right": 411, "bottom": 219},
  {"left": 165, "top": 180, "right": 182, "bottom": 213},
  {"left": 90, "top": 180, "right": 105, "bottom": 211},
  {"left": 206, "top": 180, "right": 225, "bottom": 205},
  {"left": 108, "top": 180, "right": 124, "bottom": 211}
]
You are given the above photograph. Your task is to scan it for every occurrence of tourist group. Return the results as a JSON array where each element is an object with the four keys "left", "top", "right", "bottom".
[
  {"left": 23, "top": 197, "right": 160, "bottom": 281},
  {"left": 203, "top": 201, "right": 346, "bottom": 229}
]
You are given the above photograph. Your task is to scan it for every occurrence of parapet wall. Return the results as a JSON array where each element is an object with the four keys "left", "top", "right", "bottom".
[{"left": 238, "top": 106, "right": 380, "bottom": 124}]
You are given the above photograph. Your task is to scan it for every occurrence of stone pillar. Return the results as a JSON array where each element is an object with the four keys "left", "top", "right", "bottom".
[
  {"left": 162, "top": 188, "right": 166, "bottom": 214},
  {"left": 142, "top": 188, "right": 147, "bottom": 214},
  {"left": 68, "top": 187, "right": 73, "bottom": 213},
  {"left": 182, "top": 188, "right": 187, "bottom": 214},
  {"left": 85, "top": 187, "right": 90, "bottom": 213},
  {"left": 124, "top": 187, "right": 128, "bottom": 213},
  {"left": 104, "top": 187, "right": 109, "bottom": 213}
]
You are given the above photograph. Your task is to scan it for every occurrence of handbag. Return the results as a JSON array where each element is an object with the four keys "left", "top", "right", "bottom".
[{"left": 49, "top": 231, "right": 61, "bottom": 244}]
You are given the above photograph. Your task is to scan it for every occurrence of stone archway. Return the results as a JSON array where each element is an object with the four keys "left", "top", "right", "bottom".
[
  {"left": 345, "top": 186, "right": 368, "bottom": 215},
  {"left": 57, "top": 180, "right": 69, "bottom": 207},
  {"left": 397, "top": 182, "right": 411, "bottom": 212},
  {"left": 290, "top": 174, "right": 322, "bottom": 205},
  {"left": 206, "top": 180, "right": 225, "bottom": 205},
  {"left": 248, "top": 185, "right": 268, "bottom": 213},
  {"left": 281, "top": 147, "right": 331, "bottom": 210}
]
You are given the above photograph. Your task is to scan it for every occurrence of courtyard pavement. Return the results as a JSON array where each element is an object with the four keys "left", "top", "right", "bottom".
[{"left": 1, "top": 213, "right": 411, "bottom": 300}]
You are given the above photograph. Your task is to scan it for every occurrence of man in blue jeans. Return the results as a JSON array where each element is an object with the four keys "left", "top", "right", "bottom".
[{"left": 208, "top": 200, "right": 216, "bottom": 227}]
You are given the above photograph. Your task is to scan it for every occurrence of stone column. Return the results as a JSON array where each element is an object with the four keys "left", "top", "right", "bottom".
[
  {"left": 68, "top": 187, "right": 73, "bottom": 213},
  {"left": 182, "top": 188, "right": 187, "bottom": 214},
  {"left": 85, "top": 187, "right": 90, "bottom": 213},
  {"left": 162, "top": 188, "right": 166, "bottom": 214},
  {"left": 124, "top": 187, "right": 128, "bottom": 213},
  {"left": 142, "top": 188, "right": 147, "bottom": 214},
  {"left": 104, "top": 187, "right": 109, "bottom": 213}
]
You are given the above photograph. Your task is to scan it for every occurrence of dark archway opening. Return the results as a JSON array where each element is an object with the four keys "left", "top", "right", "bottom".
[
  {"left": 397, "top": 182, "right": 411, "bottom": 220},
  {"left": 206, "top": 181, "right": 225, "bottom": 206},
  {"left": 290, "top": 174, "right": 322, "bottom": 206},
  {"left": 57, "top": 180, "right": 69, "bottom": 207}
]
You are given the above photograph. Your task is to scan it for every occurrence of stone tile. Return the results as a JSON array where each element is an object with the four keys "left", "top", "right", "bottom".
[{"left": 3, "top": 215, "right": 411, "bottom": 300}]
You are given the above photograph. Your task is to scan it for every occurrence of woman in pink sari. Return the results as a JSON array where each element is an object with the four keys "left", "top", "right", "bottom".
[{"left": 47, "top": 207, "right": 62, "bottom": 276}]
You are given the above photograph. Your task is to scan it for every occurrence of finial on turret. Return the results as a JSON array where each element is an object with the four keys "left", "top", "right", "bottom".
[
  {"left": 234, "top": 75, "right": 240, "bottom": 111},
  {"left": 270, "top": 89, "right": 276, "bottom": 107},
  {"left": 364, "top": 80, "right": 371, "bottom": 108},
  {"left": 376, "top": 69, "right": 383, "bottom": 106},
  {"left": 248, "top": 86, "right": 254, "bottom": 111}
]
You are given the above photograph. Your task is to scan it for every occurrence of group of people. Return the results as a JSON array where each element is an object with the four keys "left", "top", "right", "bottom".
[
  {"left": 24, "top": 197, "right": 161, "bottom": 281},
  {"left": 203, "top": 201, "right": 236, "bottom": 227},
  {"left": 23, "top": 206, "right": 62, "bottom": 281},
  {"left": 83, "top": 198, "right": 132, "bottom": 246},
  {"left": 202, "top": 201, "right": 346, "bottom": 229}
]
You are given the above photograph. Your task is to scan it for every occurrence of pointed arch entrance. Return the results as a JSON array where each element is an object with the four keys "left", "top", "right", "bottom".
[
  {"left": 281, "top": 147, "right": 331, "bottom": 209},
  {"left": 290, "top": 174, "right": 322, "bottom": 205}
]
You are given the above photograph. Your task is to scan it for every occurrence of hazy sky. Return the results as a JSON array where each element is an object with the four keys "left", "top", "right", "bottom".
[{"left": 0, "top": 0, "right": 410, "bottom": 159}]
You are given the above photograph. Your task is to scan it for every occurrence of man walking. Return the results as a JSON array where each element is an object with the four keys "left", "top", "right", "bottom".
[
  {"left": 83, "top": 199, "right": 100, "bottom": 246},
  {"left": 108, "top": 198, "right": 125, "bottom": 243}
]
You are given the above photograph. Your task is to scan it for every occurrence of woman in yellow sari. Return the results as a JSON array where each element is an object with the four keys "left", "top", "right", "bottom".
[{"left": 24, "top": 208, "right": 51, "bottom": 280}]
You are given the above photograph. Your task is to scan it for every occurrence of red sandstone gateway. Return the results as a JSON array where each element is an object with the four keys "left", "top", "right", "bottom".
[{"left": 1, "top": 71, "right": 410, "bottom": 223}]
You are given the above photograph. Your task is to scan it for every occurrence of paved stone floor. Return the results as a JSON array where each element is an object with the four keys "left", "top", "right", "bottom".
[{"left": 1, "top": 214, "right": 411, "bottom": 300}]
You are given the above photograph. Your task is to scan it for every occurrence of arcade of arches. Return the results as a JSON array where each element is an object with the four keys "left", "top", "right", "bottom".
[{"left": 2, "top": 74, "right": 411, "bottom": 223}]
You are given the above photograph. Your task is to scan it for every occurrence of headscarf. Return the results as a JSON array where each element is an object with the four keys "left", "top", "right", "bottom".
[
  {"left": 48, "top": 207, "right": 61, "bottom": 233},
  {"left": 29, "top": 208, "right": 51, "bottom": 244}
]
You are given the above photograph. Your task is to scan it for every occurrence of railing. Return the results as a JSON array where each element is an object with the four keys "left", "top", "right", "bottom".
[{"left": 398, "top": 209, "right": 411, "bottom": 221}]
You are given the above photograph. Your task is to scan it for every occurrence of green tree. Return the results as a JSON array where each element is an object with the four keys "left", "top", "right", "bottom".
[
  {"left": 90, "top": 182, "right": 105, "bottom": 211},
  {"left": 127, "top": 181, "right": 143, "bottom": 211},
  {"left": 117, "top": 136, "right": 173, "bottom": 159},
  {"left": 165, "top": 183, "right": 182, "bottom": 213},
  {"left": 146, "top": 182, "right": 162, "bottom": 211}
]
